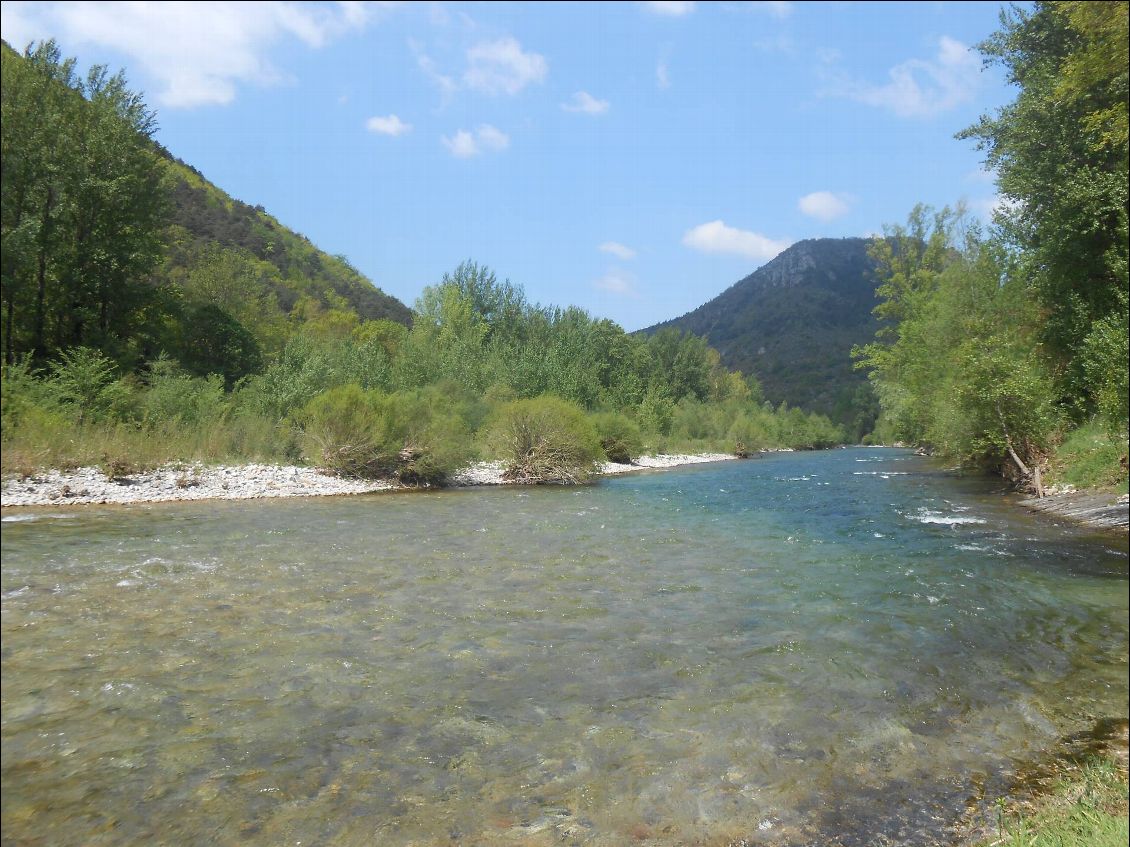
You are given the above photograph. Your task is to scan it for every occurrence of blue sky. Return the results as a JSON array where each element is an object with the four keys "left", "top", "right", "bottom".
[{"left": 1, "top": 1, "right": 1018, "bottom": 330}]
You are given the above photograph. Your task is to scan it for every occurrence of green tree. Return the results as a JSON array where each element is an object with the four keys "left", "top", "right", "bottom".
[
  {"left": 0, "top": 41, "right": 169, "bottom": 366},
  {"left": 959, "top": 2, "right": 1128, "bottom": 418}
]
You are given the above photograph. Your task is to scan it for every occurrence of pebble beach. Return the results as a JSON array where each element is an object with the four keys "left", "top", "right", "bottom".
[{"left": 0, "top": 454, "right": 737, "bottom": 509}]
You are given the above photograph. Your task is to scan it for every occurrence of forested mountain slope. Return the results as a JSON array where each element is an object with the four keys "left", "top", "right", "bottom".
[
  {"left": 643, "top": 238, "right": 881, "bottom": 429},
  {"left": 159, "top": 154, "right": 411, "bottom": 326},
  {"left": 1, "top": 39, "right": 409, "bottom": 377}
]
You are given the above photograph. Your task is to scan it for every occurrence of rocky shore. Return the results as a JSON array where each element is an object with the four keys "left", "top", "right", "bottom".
[
  {"left": 0, "top": 453, "right": 737, "bottom": 509},
  {"left": 1017, "top": 488, "right": 1129, "bottom": 533}
]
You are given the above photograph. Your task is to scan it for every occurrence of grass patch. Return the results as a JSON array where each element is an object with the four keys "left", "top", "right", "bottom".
[
  {"left": 1046, "top": 421, "right": 1129, "bottom": 492},
  {"left": 977, "top": 757, "right": 1129, "bottom": 847}
]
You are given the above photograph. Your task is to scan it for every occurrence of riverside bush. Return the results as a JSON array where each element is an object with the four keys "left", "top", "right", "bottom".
[
  {"left": 728, "top": 413, "right": 771, "bottom": 457},
  {"left": 295, "top": 384, "right": 388, "bottom": 477},
  {"left": 590, "top": 411, "right": 642, "bottom": 464},
  {"left": 485, "top": 396, "right": 602, "bottom": 484},
  {"left": 381, "top": 388, "right": 475, "bottom": 485}
]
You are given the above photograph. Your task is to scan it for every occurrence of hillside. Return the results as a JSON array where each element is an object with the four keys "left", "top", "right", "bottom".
[
  {"left": 158, "top": 152, "right": 412, "bottom": 326},
  {"left": 643, "top": 238, "right": 881, "bottom": 432},
  {"left": 1, "top": 39, "right": 410, "bottom": 379}
]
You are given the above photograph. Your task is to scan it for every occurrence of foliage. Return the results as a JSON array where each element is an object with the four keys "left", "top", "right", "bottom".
[
  {"left": 294, "top": 384, "right": 387, "bottom": 478},
  {"left": 484, "top": 396, "right": 603, "bottom": 484},
  {"left": 45, "top": 346, "right": 131, "bottom": 424},
  {"left": 1045, "top": 420, "right": 1129, "bottom": 493},
  {"left": 177, "top": 303, "right": 263, "bottom": 389},
  {"left": 854, "top": 209, "right": 1064, "bottom": 479},
  {"left": 590, "top": 411, "right": 643, "bottom": 464},
  {"left": 1, "top": 40, "right": 169, "bottom": 367},
  {"left": 958, "top": 1, "right": 1129, "bottom": 419},
  {"left": 854, "top": 3, "right": 1129, "bottom": 490},
  {"left": 379, "top": 386, "right": 475, "bottom": 485}
]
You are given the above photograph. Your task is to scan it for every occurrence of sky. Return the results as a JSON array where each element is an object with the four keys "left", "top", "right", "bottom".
[{"left": 1, "top": 1, "right": 1020, "bottom": 331}]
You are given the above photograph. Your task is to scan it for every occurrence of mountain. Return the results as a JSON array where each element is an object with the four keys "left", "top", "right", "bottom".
[{"left": 643, "top": 238, "right": 881, "bottom": 432}]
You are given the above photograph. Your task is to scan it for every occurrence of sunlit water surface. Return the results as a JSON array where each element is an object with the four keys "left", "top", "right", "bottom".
[{"left": 2, "top": 449, "right": 1127, "bottom": 846}]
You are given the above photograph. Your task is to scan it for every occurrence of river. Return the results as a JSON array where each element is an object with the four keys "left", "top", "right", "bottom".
[{"left": 2, "top": 448, "right": 1127, "bottom": 845}]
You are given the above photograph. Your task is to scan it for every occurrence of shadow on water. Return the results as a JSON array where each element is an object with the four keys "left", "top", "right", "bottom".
[{"left": 2, "top": 448, "right": 1127, "bottom": 845}]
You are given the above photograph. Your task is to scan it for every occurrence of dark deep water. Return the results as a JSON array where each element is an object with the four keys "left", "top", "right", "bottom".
[{"left": 2, "top": 448, "right": 1127, "bottom": 845}]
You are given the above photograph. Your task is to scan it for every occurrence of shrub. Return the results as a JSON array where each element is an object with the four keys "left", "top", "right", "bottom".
[
  {"left": 638, "top": 385, "right": 674, "bottom": 436},
  {"left": 728, "top": 413, "right": 770, "bottom": 457},
  {"left": 590, "top": 411, "right": 642, "bottom": 464},
  {"left": 484, "top": 396, "right": 602, "bottom": 484},
  {"left": 46, "top": 347, "right": 131, "bottom": 424},
  {"left": 295, "top": 384, "right": 388, "bottom": 477},
  {"left": 381, "top": 388, "right": 474, "bottom": 486},
  {"left": 141, "top": 357, "right": 228, "bottom": 428}
]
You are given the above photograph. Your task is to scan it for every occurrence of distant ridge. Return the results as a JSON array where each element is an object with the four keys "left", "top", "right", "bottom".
[{"left": 643, "top": 237, "right": 881, "bottom": 428}]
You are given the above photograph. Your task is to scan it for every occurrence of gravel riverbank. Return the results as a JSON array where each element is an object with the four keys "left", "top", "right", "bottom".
[{"left": 0, "top": 453, "right": 738, "bottom": 509}]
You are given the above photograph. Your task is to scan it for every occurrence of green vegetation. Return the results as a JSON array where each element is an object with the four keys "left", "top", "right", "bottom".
[
  {"left": 485, "top": 396, "right": 603, "bottom": 484},
  {"left": 0, "top": 41, "right": 842, "bottom": 484},
  {"left": 976, "top": 757, "right": 1128, "bottom": 847},
  {"left": 1, "top": 258, "right": 844, "bottom": 483},
  {"left": 1, "top": 38, "right": 410, "bottom": 378},
  {"left": 855, "top": 2, "right": 1129, "bottom": 493}
]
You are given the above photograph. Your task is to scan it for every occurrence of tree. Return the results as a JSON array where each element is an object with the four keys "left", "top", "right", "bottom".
[
  {"left": 959, "top": 2, "right": 1128, "bottom": 419},
  {"left": 0, "top": 41, "right": 169, "bottom": 366}
]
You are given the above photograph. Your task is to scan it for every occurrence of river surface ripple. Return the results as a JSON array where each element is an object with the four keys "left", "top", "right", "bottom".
[{"left": 2, "top": 448, "right": 1127, "bottom": 846}]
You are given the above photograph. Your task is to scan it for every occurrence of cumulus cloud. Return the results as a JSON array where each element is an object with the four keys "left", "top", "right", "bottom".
[
  {"left": 798, "top": 191, "right": 852, "bottom": 222},
  {"left": 828, "top": 36, "right": 980, "bottom": 118},
  {"left": 464, "top": 37, "right": 547, "bottom": 95},
  {"left": 562, "top": 91, "right": 610, "bottom": 115},
  {"left": 594, "top": 269, "right": 638, "bottom": 296},
  {"left": 442, "top": 124, "right": 509, "bottom": 158},
  {"left": 0, "top": 0, "right": 383, "bottom": 108},
  {"left": 642, "top": 1, "right": 696, "bottom": 16},
  {"left": 682, "top": 220, "right": 790, "bottom": 261},
  {"left": 599, "top": 241, "right": 636, "bottom": 260},
  {"left": 365, "top": 114, "right": 411, "bottom": 136}
]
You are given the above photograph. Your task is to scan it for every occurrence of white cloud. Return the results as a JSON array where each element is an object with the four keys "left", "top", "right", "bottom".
[
  {"left": 464, "top": 37, "right": 547, "bottom": 95},
  {"left": 798, "top": 191, "right": 852, "bottom": 222},
  {"left": 599, "top": 241, "right": 636, "bottom": 260},
  {"left": 594, "top": 269, "right": 638, "bottom": 296},
  {"left": 738, "top": 2, "right": 793, "bottom": 18},
  {"left": 409, "top": 37, "right": 457, "bottom": 96},
  {"left": 830, "top": 36, "right": 980, "bottom": 118},
  {"left": 442, "top": 124, "right": 509, "bottom": 158},
  {"left": 562, "top": 91, "right": 610, "bottom": 115},
  {"left": 442, "top": 130, "right": 479, "bottom": 158},
  {"left": 642, "top": 1, "right": 696, "bottom": 16},
  {"left": 0, "top": 1, "right": 382, "bottom": 108},
  {"left": 656, "top": 61, "right": 671, "bottom": 89},
  {"left": 475, "top": 123, "right": 510, "bottom": 151},
  {"left": 682, "top": 220, "right": 791, "bottom": 261},
  {"left": 365, "top": 114, "right": 412, "bottom": 136}
]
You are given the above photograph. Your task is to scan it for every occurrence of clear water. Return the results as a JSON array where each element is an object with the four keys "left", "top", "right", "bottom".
[{"left": 2, "top": 448, "right": 1127, "bottom": 846}]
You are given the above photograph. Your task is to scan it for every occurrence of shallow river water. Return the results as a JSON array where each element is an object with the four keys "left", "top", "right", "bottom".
[{"left": 2, "top": 448, "right": 1127, "bottom": 846}]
